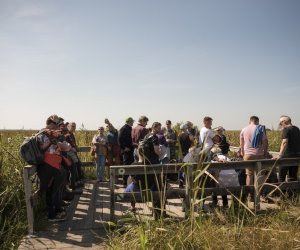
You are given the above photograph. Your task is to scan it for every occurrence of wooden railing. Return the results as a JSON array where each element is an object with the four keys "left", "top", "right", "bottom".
[{"left": 109, "top": 157, "right": 300, "bottom": 221}]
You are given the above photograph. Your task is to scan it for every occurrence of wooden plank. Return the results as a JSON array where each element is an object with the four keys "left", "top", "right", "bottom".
[
  {"left": 81, "top": 161, "right": 95, "bottom": 167},
  {"left": 24, "top": 165, "right": 37, "bottom": 177},
  {"left": 254, "top": 161, "right": 262, "bottom": 213},
  {"left": 109, "top": 158, "right": 300, "bottom": 174},
  {"left": 115, "top": 189, "right": 186, "bottom": 202},
  {"left": 184, "top": 165, "right": 193, "bottom": 218},
  {"left": 260, "top": 181, "right": 300, "bottom": 193},
  {"left": 23, "top": 168, "right": 34, "bottom": 235},
  {"left": 110, "top": 169, "right": 116, "bottom": 222},
  {"left": 77, "top": 146, "right": 91, "bottom": 153}
]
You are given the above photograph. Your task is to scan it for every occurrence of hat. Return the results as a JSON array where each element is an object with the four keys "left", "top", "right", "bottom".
[
  {"left": 203, "top": 116, "right": 213, "bottom": 122},
  {"left": 214, "top": 126, "right": 225, "bottom": 132},
  {"left": 180, "top": 124, "right": 187, "bottom": 130},
  {"left": 279, "top": 116, "right": 291, "bottom": 124},
  {"left": 126, "top": 117, "right": 134, "bottom": 123},
  {"left": 57, "top": 117, "right": 65, "bottom": 126},
  {"left": 48, "top": 114, "right": 60, "bottom": 124}
]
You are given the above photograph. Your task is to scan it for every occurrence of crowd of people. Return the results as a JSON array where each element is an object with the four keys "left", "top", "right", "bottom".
[
  {"left": 36, "top": 115, "right": 84, "bottom": 222},
  {"left": 37, "top": 114, "right": 300, "bottom": 221}
]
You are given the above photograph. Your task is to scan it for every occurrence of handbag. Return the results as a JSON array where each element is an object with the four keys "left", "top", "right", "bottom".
[{"left": 90, "top": 146, "right": 96, "bottom": 157}]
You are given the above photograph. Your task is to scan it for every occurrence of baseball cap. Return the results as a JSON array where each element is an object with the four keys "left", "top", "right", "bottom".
[
  {"left": 180, "top": 124, "right": 187, "bottom": 130},
  {"left": 126, "top": 117, "right": 134, "bottom": 123},
  {"left": 47, "top": 114, "right": 60, "bottom": 124}
]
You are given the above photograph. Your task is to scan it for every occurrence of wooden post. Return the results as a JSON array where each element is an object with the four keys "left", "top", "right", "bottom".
[
  {"left": 23, "top": 167, "right": 34, "bottom": 235},
  {"left": 110, "top": 168, "right": 116, "bottom": 222},
  {"left": 254, "top": 161, "right": 262, "bottom": 213},
  {"left": 184, "top": 165, "right": 193, "bottom": 218}
]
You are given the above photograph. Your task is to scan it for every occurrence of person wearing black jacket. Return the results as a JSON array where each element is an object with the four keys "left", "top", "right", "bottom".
[{"left": 118, "top": 117, "right": 135, "bottom": 185}]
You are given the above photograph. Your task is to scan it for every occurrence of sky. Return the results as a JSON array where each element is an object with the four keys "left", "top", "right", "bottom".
[{"left": 1, "top": 0, "right": 300, "bottom": 131}]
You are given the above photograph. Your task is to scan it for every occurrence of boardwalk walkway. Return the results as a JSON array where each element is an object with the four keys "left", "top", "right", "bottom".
[
  {"left": 18, "top": 180, "right": 279, "bottom": 250},
  {"left": 19, "top": 181, "right": 110, "bottom": 250}
]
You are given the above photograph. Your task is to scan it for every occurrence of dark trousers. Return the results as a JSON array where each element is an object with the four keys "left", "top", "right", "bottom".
[
  {"left": 279, "top": 166, "right": 299, "bottom": 182},
  {"left": 76, "top": 158, "right": 84, "bottom": 180},
  {"left": 122, "top": 150, "right": 134, "bottom": 185},
  {"left": 37, "top": 163, "right": 66, "bottom": 218}
]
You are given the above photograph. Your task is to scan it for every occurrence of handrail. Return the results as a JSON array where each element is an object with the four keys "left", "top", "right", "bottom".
[{"left": 109, "top": 157, "right": 300, "bottom": 221}]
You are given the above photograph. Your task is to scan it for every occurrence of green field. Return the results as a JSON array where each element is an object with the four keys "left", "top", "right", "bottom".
[{"left": 0, "top": 129, "right": 299, "bottom": 249}]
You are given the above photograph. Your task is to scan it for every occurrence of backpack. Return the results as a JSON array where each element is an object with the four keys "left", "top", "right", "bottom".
[
  {"left": 20, "top": 131, "right": 46, "bottom": 165},
  {"left": 138, "top": 134, "right": 153, "bottom": 160}
]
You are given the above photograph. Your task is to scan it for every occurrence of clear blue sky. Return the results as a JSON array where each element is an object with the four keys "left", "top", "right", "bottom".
[{"left": 1, "top": 0, "right": 300, "bottom": 130}]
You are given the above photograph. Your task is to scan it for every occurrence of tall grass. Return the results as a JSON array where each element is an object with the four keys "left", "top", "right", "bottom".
[{"left": 107, "top": 207, "right": 300, "bottom": 249}]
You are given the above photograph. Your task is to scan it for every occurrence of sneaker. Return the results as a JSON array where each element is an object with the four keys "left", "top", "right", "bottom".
[
  {"left": 48, "top": 212, "right": 67, "bottom": 222},
  {"left": 55, "top": 208, "right": 66, "bottom": 214},
  {"left": 63, "top": 191, "right": 74, "bottom": 201},
  {"left": 76, "top": 182, "right": 84, "bottom": 188},
  {"left": 61, "top": 200, "right": 71, "bottom": 207},
  {"left": 223, "top": 204, "right": 229, "bottom": 209},
  {"left": 72, "top": 189, "right": 83, "bottom": 195}
]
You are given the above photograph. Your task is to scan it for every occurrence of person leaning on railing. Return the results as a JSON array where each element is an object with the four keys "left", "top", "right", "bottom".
[{"left": 274, "top": 115, "right": 300, "bottom": 182}]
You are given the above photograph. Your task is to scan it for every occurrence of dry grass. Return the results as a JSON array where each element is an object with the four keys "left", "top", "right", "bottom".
[{"left": 107, "top": 204, "right": 300, "bottom": 249}]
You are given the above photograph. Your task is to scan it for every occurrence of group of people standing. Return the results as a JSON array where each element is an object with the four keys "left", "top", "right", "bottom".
[
  {"left": 91, "top": 116, "right": 179, "bottom": 185},
  {"left": 36, "top": 113, "right": 300, "bottom": 221},
  {"left": 91, "top": 114, "right": 300, "bottom": 190}
]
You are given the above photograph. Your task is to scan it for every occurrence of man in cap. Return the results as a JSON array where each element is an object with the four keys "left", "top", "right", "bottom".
[
  {"left": 119, "top": 117, "right": 135, "bottom": 186},
  {"left": 276, "top": 115, "right": 300, "bottom": 182}
]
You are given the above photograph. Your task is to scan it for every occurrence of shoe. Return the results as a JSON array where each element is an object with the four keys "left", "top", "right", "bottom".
[
  {"left": 223, "top": 204, "right": 229, "bottom": 209},
  {"left": 55, "top": 210, "right": 67, "bottom": 217},
  {"left": 63, "top": 191, "right": 74, "bottom": 201},
  {"left": 61, "top": 200, "right": 71, "bottom": 207},
  {"left": 72, "top": 189, "right": 83, "bottom": 195},
  {"left": 76, "top": 182, "right": 84, "bottom": 188},
  {"left": 208, "top": 202, "right": 218, "bottom": 208},
  {"left": 48, "top": 212, "right": 67, "bottom": 222},
  {"left": 55, "top": 207, "right": 66, "bottom": 213}
]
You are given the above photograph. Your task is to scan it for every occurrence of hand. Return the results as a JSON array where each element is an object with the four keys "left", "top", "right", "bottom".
[
  {"left": 104, "top": 118, "right": 110, "bottom": 124},
  {"left": 273, "top": 154, "right": 281, "bottom": 160}
]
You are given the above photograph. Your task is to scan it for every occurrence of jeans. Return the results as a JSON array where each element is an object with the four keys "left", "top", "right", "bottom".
[{"left": 96, "top": 155, "right": 106, "bottom": 181}]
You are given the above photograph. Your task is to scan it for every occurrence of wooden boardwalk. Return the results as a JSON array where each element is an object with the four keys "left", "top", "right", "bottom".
[{"left": 19, "top": 180, "right": 280, "bottom": 249}]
